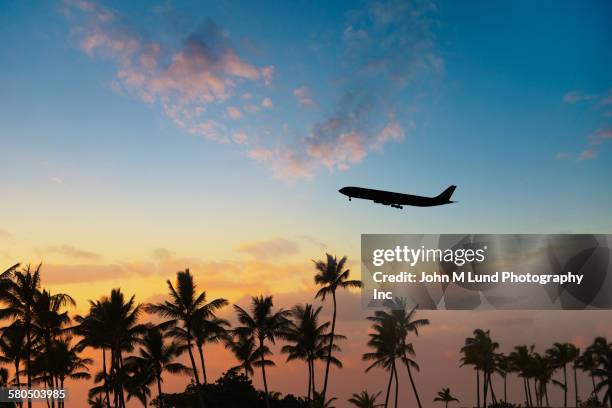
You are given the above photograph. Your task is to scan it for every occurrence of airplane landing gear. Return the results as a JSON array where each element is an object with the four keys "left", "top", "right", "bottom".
[
  {"left": 391, "top": 204, "right": 403, "bottom": 209},
  {"left": 349, "top": 197, "right": 351, "bottom": 201}
]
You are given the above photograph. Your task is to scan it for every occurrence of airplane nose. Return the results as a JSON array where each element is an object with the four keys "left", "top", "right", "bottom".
[{"left": 339, "top": 187, "right": 346, "bottom": 194}]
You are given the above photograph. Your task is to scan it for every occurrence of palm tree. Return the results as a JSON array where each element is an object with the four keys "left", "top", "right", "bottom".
[
  {"left": 509, "top": 345, "right": 536, "bottom": 407},
  {"left": 234, "top": 295, "right": 290, "bottom": 408},
  {"left": 226, "top": 333, "right": 273, "bottom": 378},
  {"left": 494, "top": 353, "right": 510, "bottom": 402},
  {"left": 382, "top": 299, "right": 428, "bottom": 408},
  {"left": 75, "top": 299, "right": 115, "bottom": 407},
  {"left": 347, "top": 390, "right": 383, "bottom": 408},
  {"left": 577, "top": 348, "right": 599, "bottom": 399},
  {"left": 47, "top": 336, "right": 92, "bottom": 408},
  {"left": 593, "top": 347, "right": 612, "bottom": 408},
  {"left": 282, "top": 304, "right": 343, "bottom": 402},
  {"left": 0, "top": 322, "right": 27, "bottom": 391},
  {"left": 0, "top": 264, "right": 42, "bottom": 408},
  {"left": 124, "top": 355, "right": 154, "bottom": 407},
  {"left": 461, "top": 329, "right": 498, "bottom": 408},
  {"left": 547, "top": 342, "right": 579, "bottom": 408},
  {"left": 88, "top": 396, "right": 106, "bottom": 408},
  {"left": 126, "top": 325, "right": 191, "bottom": 405},
  {"left": 313, "top": 254, "right": 362, "bottom": 404},
  {"left": 99, "top": 289, "right": 145, "bottom": 408},
  {"left": 363, "top": 312, "right": 401, "bottom": 408},
  {"left": 434, "top": 388, "right": 459, "bottom": 408},
  {"left": 145, "top": 269, "right": 227, "bottom": 387},
  {"left": 169, "top": 312, "right": 228, "bottom": 384}
]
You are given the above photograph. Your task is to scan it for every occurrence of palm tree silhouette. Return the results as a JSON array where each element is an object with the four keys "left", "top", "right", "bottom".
[
  {"left": 0, "top": 322, "right": 27, "bottom": 393},
  {"left": 169, "top": 312, "right": 229, "bottom": 384},
  {"left": 234, "top": 295, "right": 290, "bottom": 408},
  {"left": 145, "top": 269, "right": 227, "bottom": 390},
  {"left": 125, "top": 325, "right": 191, "bottom": 406},
  {"left": 282, "top": 303, "right": 343, "bottom": 402},
  {"left": 75, "top": 299, "right": 116, "bottom": 407},
  {"left": 461, "top": 329, "right": 499, "bottom": 408},
  {"left": 313, "top": 254, "right": 362, "bottom": 404},
  {"left": 45, "top": 336, "right": 92, "bottom": 408},
  {"left": 494, "top": 353, "right": 510, "bottom": 402},
  {"left": 547, "top": 342, "right": 580, "bottom": 408},
  {"left": 347, "top": 390, "right": 383, "bottom": 408},
  {"left": 592, "top": 344, "right": 612, "bottom": 408},
  {"left": 363, "top": 312, "right": 401, "bottom": 408},
  {"left": 509, "top": 345, "right": 536, "bottom": 407},
  {"left": 434, "top": 388, "right": 459, "bottom": 408},
  {"left": 226, "top": 333, "right": 273, "bottom": 378},
  {"left": 381, "top": 299, "right": 428, "bottom": 408}
]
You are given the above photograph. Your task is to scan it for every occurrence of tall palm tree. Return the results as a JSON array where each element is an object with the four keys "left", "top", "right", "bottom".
[
  {"left": 226, "top": 333, "right": 273, "bottom": 378},
  {"left": 462, "top": 329, "right": 498, "bottom": 408},
  {"left": 381, "top": 299, "right": 429, "bottom": 408},
  {"left": 363, "top": 312, "right": 402, "bottom": 408},
  {"left": 577, "top": 348, "right": 599, "bottom": 399},
  {"left": 145, "top": 269, "right": 227, "bottom": 388},
  {"left": 282, "top": 304, "right": 343, "bottom": 402},
  {"left": 102, "top": 289, "right": 145, "bottom": 408},
  {"left": 0, "top": 264, "right": 42, "bottom": 408},
  {"left": 233, "top": 295, "right": 290, "bottom": 408},
  {"left": 75, "top": 299, "right": 115, "bottom": 407},
  {"left": 313, "top": 253, "right": 362, "bottom": 404},
  {"left": 169, "top": 312, "right": 228, "bottom": 384},
  {"left": 547, "top": 342, "right": 579, "bottom": 408},
  {"left": 494, "top": 353, "right": 510, "bottom": 403},
  {"left": 46, "top": 336, "right": 92, "bottom": 408},
  {"left": 509, "top": 345, "right": 536, "bottom": 408},
  {"left": 347, "top": 390, "right": 383, "bottom": 408},
  {"left": 434, "top": 388, "right": 459, "bottom": 408},
  {"left": 126, "top": 325, "right": 191, "bottom": 405}
]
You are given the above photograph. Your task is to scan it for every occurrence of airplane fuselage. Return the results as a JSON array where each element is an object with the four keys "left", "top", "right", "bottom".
[{"left": 339, "top": 186, "right": 456, "bottom": 208}]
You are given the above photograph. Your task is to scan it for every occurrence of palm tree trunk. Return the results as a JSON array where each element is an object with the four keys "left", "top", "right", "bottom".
[
  {"left": 527, "top": 378, "right": 534, "bottom": 408},
  {"left": 26, "top": 328, "right": 31, "bottom": 408},
  {"left": 392, "top": 362, "right": 398, "bottom": 408},
  {"left": 102, "top": 348, "right": 111, "bottom": 408},
  {"left": 307, "top": 359, "right": 312, "bottom": 402},
  {"left": 186, "top": 336, "right": 201, "bottom": 385},
  {"left": 591, "top": 373, "right": 596, "bottom": 397},
  {"left": 563, "top": 364, "right": 568, "bottom": 408},
  {"left": 545, "top": 384, "right": 550, "bottom": 408},
  {"left": 321, "top": 291, "right": 337, "bottom": 403},
  {"left": 197, "top": 344, "right": 208, "bottom": 384},
  {"left": 311, "top": 358, "right": 316, "bottom": 398},
  {"left": 14, "top": 361, "right": 23, "bottom": 408},
  {"left": 259, "top": 338, "right": 270, "bottom": 408},
  {"left": 187, "top": 334, "right": 206, "bottom": 408},
  {"left": 405, "top": 359, "right": 423, "bottom": 408},
  {"left": 157, "top": 375, "right": 163, "bottom": 408},
  {"left": 384, "top": 365, "right": 393, "bottom": 408},
  {"left": 483, "top": 371, "right": 488, "bottom": 408},
  {"left": 523, "top": 378, "right": 530, "bottom": 407},
  {"left": 489, "top": 373, "right": 497, "bottom": 403},
  {"left": 503, "top": 375, "right": 507, "bottom": 403},
  {"left": 573, "top": 366, "right": 578, "bottom": 408}
]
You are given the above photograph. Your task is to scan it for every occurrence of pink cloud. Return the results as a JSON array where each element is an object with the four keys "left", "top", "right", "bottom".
[
  {"left": 261, "top": 65, "right": 275, "bottom": 86},
  {"left": 233, "top": 131, "right": 248, "bottom": 145},
  {"left": 261, "top": 97, "right": 273, "bottom": 108},
  {"left": 226, "top": 106, "right": 242, "bottom": 119},
  {"left": 293, "top": 86, "right": 317, "bottom": 108},
  {"left": 579, "top": 148, "right": 598, "bottom": 160}
]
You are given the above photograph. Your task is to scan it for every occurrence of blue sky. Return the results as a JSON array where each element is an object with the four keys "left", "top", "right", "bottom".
[{"left": 1, "top": 0, "right": 611, "bottom": 263}]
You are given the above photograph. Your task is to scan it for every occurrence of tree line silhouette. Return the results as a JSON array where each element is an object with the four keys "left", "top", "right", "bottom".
[{"left": 1, "top": 257, "right": 611, "bottom": 408}]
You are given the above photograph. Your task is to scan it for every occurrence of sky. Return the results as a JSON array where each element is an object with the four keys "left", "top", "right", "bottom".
[{"left": 1, "top": 0, "right": 611, "bottom": 406}]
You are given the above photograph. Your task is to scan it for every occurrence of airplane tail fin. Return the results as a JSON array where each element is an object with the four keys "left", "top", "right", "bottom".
[{"left": 437, "top": 185, "right": 456, "bottom": 202}]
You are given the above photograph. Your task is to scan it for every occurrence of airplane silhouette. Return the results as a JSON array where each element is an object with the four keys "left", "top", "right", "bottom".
[{"left": 338, "top": 185, "right": 457, "bottom": 209}]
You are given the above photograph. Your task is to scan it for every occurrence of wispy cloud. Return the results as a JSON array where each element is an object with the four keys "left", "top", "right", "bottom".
[
  {"left": 579, "top": 148, "right": 598, "bottom": 160},
  {"left": 46, "top": 244, "right": 102, "bottom": 261},
  {"left": 563, "top": 91, "right": 594, "bottom": 103},
  {"left": 66, "top": 0, "right": 439, "bottom": 183},
  {"left": 248, "top": 0, "right": 441, "bottom": 182},
  {"left": 66, "top": 0, "right": 269, "bottom": 144},
  {"left": 237, "top": 238, "right": 300, "bottom": 260}
]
